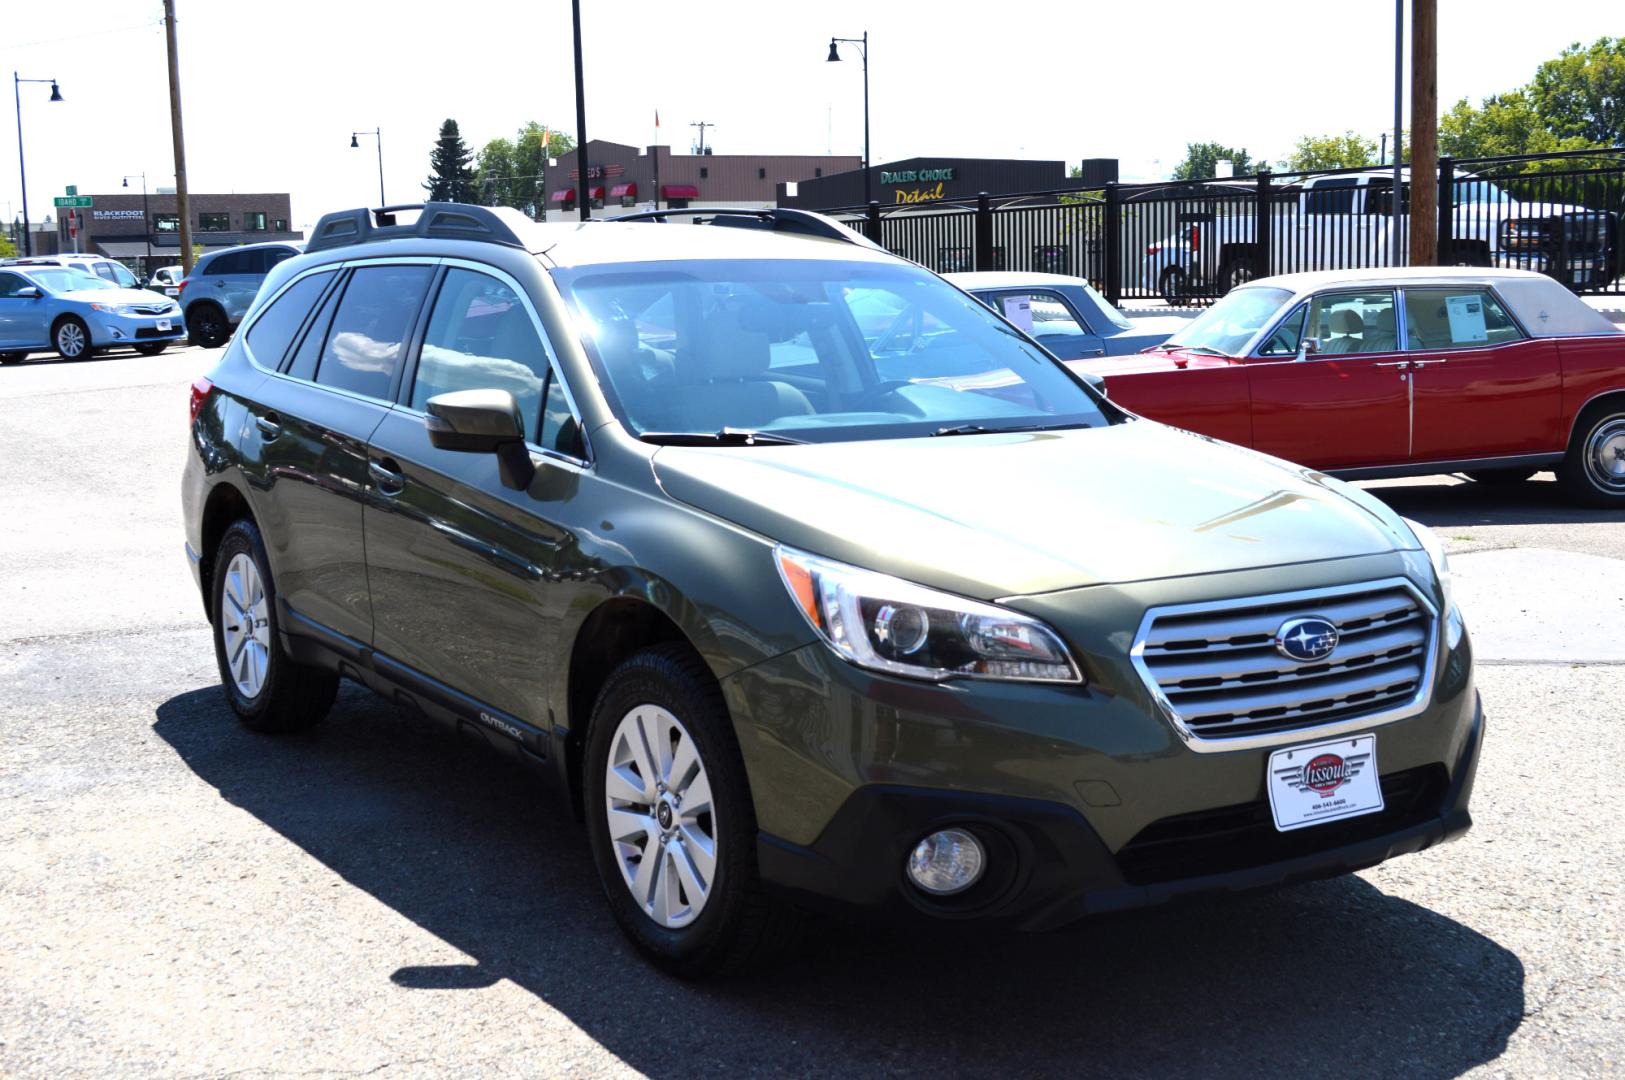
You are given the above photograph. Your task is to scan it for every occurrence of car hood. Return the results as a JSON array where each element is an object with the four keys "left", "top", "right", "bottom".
[
  {"left": 652, "top": 420, "right": 1415, "bottom": 599},
  {"left": 1070, "top": 350, "right": 1237, "bottom": 377},
  {"left": 59, "top": 287, "right": 177, "bottom": 306}
]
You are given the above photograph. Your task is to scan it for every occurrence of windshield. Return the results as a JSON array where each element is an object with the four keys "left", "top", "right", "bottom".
[
  {"left": 552, "top": 259, "right": 1112, "bottom": 443},
  {"left": 1454, "top": 179, "right": 1512, "bottom": 206},
  {"left": 1162, "top": 286, "right": 1292, "bottom": 356},
  {"left": 1077, "top": 280, "right": 1132, "bottom": 330},
  {"left": 27, "top": 269, "right": 115, "bottom": 293}
]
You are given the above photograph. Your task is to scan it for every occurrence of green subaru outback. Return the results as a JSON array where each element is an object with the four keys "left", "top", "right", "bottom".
[{"left": 181, "top": 203, "right": 1481, "bottom": 976}]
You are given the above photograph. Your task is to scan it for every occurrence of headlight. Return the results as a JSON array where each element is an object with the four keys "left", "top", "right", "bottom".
[
  {"left": 89, "top": 302, "right": 139, "bottom": 315},
  {"left": 775, "top": 546, "right": 1082, "bottom": 684},
  {"left": 1401, "top": 517, "right": 1464, "bottom": 648}
]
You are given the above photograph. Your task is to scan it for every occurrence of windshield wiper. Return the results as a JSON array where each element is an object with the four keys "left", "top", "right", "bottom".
[
  {"left": 1178, "top": 345, "right": 1231, "bottom": 357},
  {"left": 931, "top": 421, "right": 1091, "bottom": 438},
  {"left": 639, "top": 428, "right": 807, "bottom": 446}
]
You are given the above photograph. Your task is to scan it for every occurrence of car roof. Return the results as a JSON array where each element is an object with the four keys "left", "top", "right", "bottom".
[
  {"left": 1242, "top": 266, "right": 1618, "bottom": 338},
  {"left": 946, "top": 271, "right": 1092, "bottom": 291},
  {"left": 537, "top": 219, "right": 898, "bottom": 269}
]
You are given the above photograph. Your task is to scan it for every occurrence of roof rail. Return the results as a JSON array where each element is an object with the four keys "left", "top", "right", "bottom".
[
  {"left": 305, "top": 202, "right": 533, "bottom": 254},
  {"left": 610, "top": 206, "right": 882, "bottom": 250}
]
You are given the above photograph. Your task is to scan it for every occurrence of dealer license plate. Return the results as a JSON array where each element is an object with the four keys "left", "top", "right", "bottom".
[
  {"left": 1266, "top": 733, "right": 1383, "bottom": 832},
  {"left": 156, "top": 319, "right": 172, "bottom": 331}
]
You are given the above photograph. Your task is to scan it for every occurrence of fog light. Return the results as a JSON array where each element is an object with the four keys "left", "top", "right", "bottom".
[{"left": 906, "top": 828, "right": 985, "bottom": 895}]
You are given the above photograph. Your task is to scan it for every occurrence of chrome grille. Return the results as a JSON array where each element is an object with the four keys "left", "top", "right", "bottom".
[
  {"left": 131, "top": 304, "right": 174, "bottom": 316},
  {"left": 1133, "top": 579, "right": 1436, "bottom": 750}
]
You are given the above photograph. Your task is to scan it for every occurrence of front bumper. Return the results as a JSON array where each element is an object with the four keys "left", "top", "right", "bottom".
[{"left": 91, "top": 314, "right": 187, "bottom": 347}]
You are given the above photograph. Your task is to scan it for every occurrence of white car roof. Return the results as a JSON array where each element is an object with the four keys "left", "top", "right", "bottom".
[
  {"left": 946, "top": 271, "right": 1090, "bottom": 290},
  {"left": 1245, "top": 266, "right": 1618, "bottom": 338},
  {"left": 537, "top": 219, "right": 894, "bottom": 269}
]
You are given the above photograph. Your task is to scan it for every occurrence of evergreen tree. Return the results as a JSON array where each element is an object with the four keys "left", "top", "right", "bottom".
[{"left": 424, "top": 119, "right": 476, "bottom": 203}]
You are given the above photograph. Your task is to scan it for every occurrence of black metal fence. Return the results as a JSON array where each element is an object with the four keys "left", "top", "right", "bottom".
[{"left": 823, "top": 147, "right": 1625, "bottom": 304}]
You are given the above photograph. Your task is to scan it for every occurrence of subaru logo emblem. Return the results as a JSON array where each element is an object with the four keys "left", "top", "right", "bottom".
[{"left": 1275, "top": 617, "right": 1340, "bottom": 663}]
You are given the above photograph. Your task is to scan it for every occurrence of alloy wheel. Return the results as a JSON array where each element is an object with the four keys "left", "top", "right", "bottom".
[
  {"left": 1584, "top": 417, "right": 1625, "bottom": 492},
  {"left": 56, "top": 322, "right": 86, "bottom": 358},
  {"left": 220, "top": 552, "right": 272, "bottom": 698},
  {"left": 603, "top": 704, "right": 717, "bottom": 929}
]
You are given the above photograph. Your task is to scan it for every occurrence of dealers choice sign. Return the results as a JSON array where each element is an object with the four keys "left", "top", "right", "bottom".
[
  {"left": 92, "top": 209, "right": 145, "bottom": 220},
  {"left": 880, "top": 166, "right": 956, "bottom": 204}
]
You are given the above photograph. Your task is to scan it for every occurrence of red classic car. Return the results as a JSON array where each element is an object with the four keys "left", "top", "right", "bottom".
[{"left": 1072, "top": 267, "right": 1625, "bottom": 507}]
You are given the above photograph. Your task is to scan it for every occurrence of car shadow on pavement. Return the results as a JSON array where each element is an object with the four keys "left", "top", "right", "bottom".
[
  {"left": 154, "top": 684, "right": 1524, "bottom": 1078},
  {"left": 1364, "top": 474, "right": 1623, "bottom": 527}
]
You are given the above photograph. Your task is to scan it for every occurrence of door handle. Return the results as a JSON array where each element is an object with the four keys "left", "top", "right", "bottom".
[
  {"left": 369, "top": 458, "right": 405, "bottom": 496},
  {"left": 254, "top": 414, "right": 281, "bottom": 440},
  {"left": 1410, "top": 359, "right": 1449, "bottom": 367},
  {"left": 1078, "top": 348, "right": 1106, "bottom": 358},
  {"left": 1373, "top": 361, "right": 1411, "bottom": 370}
]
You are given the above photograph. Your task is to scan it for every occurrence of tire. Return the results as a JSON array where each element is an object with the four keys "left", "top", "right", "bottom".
[
  {"left": 188, "top": 304, "right": 230, "bottom": 349},
  {"left": 1217, "top": 258, "right": 1257, "bottom": 295},
  {"left": 211, "top": 518, "right": 338, "bottom": 733},
  {"left": 1464, "top": 467, "right": 1538, "bottom": 485},
  {"left": 53, "top": 316, "right": 91, "bottom": 360},
  {"left": 0, "top": 352, "right": 23, "bottom": 365},
  {"left": 1560, "top": 403, "right": 1625, "bottom": 507},
  {"left": 134, "top": 343, "right": 168, "bottom": 356},
  {"left": 583, "top": 644, "right": 801, "bottom": 978},
  {"left": 1158, "top": 266, "right": 1187, "bottom": 306}
]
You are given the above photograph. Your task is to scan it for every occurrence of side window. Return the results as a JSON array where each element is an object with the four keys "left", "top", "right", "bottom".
[
  {"left": 1259, "top": 303, "right": 1308, "bottom": 356},
  {"left": 995, "top": 291, "right": 1091, "bottom": 343},
  {"left": 0, "top": 272, "right": 27, "bottom": 298},
  {"left": 1404, "top": 288, "right": 1525, "bottom": 350},
  {"left": 259, "top": 247, "right": 298, "bottom": 274},
  {"left": 284, "top": 281, "right": 343, "bottom": 381},
  {"left": 1304, "top": 179, "right": 1358, "bottom": 215},
  {"left": 314, "top": 264, "right": 434, "bottom": 400},
  {"left": 411, "top": 269, "right": 549, "bottom": 432},
  {"left": 207, "top": 252, "right": 246, "bottom": 276},
  {"left": 246, "top": 271, "right": 335, "bottom": 369},
  {"left": 539, "top": 364, "right": 586, "bottom": 459},
  {"left": 93, "top": 263, "right": 120, "bottom": 284},
  {"left": 1304, "top": 290, "right": 1399, "bottom": 355}
]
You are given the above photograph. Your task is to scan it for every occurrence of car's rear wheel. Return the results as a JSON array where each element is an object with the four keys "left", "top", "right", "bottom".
[
  {"left": 211, "top": 518, "right": 338, "bottom": 732},
  {"left": 188, "top": 303, "right": 229, "bottom": 349},
  {"left": 1560, "top": 403, "right": 1625, "bottom": 507},
  {"left": 53, "top": 316, "right": 90, "bottom": 360},
  {"left": 134, "top": 343, "right": 168, "bottom": 356},
  {"left": 1158, "top": 266, "right": 1187, "bottom": 306},
  {"left": 584, "top": 644, "right": 800, "bottom": 977},
  {"left": 1218, "top": 258, "right": 1257, "bottom": 295},
  {"left": 1464, "top": 467, "right": 1538, "bottom": 485}
]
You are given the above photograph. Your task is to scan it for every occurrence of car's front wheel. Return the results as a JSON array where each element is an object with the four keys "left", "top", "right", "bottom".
[
  {"left": 1218, "top": 257, "right": 1257, "bottom": 295},
  {"left": 1561, "top": 402, "right": 1625, "bottom": 507},
  {"left": 188, "top": 304, "right": 229, "bottom": 349},
  {"left": 53, "top": 316, "right": 91, "bottom": 360},
  {"left": 211, "top": 518, "right": 338, "bottom": 732},
  {"left": 1158, "top": 266, "right": 1187, "bottom": 306},
  {"left": 584, "top": 644, "right": 800, "bottom": 977}
]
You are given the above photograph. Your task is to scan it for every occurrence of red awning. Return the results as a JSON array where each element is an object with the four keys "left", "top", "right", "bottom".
[
  {"left": 661, "top": 184, "right": 700, "bottom": 199},
  {"left": 609, "top": 182, "right": 636, "bottom": 198},
  {"left": 588, "top": 185, "right": 605, "bottom": 199},
  {"left": 549, "top": 189, "right": 576, "bottom": 203}
]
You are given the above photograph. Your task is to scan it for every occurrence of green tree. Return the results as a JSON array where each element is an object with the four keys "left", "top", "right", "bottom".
[
  {"left": 475, "top": 137, "right": 518, "bottom": 207},
  {"left": 473, "top": 122, "right": 576, "bottom": 218},
  {"left": 1171, "top": 142, "right": 1254, "bottom": 180},
  {"left": 424, "top": 119, "right": 476, "bottom": 203},
  {"left": 1283, "top": 131, "right": 1378, "bottom": 172},
  {"left": 1438, "top": 89, "right": 1588, "bottom": 160},
  {"left": 1530, "top": 37, "right": 1625, "bottom": 147},
  {"left": 0, "top": 232, "right": 15, "bottom": 259}
]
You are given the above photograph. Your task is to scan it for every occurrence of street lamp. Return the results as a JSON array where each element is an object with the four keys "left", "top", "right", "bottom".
[
  {"left": 826, "top": 32, "right": 870, "bottom": 207},
  {"left": 13, "top": 73, "right": 63, "bottom": 257},
  {"left": 121, "top": 173, "right": 151, "bottom": 274},
  {"left": 350, "top": 128, "right": 385, "bottom": 206}
]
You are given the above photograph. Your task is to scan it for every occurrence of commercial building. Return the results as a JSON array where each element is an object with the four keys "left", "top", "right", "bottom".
[
  {"left": 776, "top": 157, "right": 1120, "bottom": 211},
  {"left": 34, "top": 192, "right": 302, "bottom": 277},
  {"left": 540, "top": 140, "right": 860, "bottom": 219}
]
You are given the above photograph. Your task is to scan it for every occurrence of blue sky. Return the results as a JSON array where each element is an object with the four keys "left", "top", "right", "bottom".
[{"left": 3, "top": 0, "right": 1619, "bottom": 230}]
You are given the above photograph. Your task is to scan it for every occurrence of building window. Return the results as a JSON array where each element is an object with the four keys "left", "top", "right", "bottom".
[
  {"left": 243, "top": 211, "right": 267, "bottom": 231},
  {"left": 666, "top": 198, "right": 689, "bottom": 210},
  {"left": 699, "top": 167, "right": 708, "bottom": 179},
  {"left": 199, "top": 212, "right": 230, "bottom": 232},
  {"left": 757, "top": 167, "right": 767, "bottom": 180},
  {"left": 153, "top": 214, "right": 180, "bottom": 233},
  {"left": 274, "top": 218, "right": 288, "bottom": 232},
  {"left": 815, "top": 168, "right": 822, "bottom": 177}
]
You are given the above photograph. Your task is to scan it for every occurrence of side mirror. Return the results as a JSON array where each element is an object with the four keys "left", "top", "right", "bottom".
[
  {"left": 16, "top": 286, "right": 41, "bottom": 299},
  {"left": 1297, "top": 337, "right": 1321, "bottom": 359},
  {"left": 1079, "top": 370, "right": 1108, "bottom": 398},
  {"left": 425, "top": 388, "right": 535, "bottom": 490}
]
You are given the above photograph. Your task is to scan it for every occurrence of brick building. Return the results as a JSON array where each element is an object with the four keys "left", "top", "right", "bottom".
[{"left": 46, "top": 191, "right": 302, "bottom": 277}]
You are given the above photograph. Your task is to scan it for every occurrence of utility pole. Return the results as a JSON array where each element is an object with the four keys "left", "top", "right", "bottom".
[
  {"left": 689, "top": 121, "right": 714, "bottom": 156},
  {"left": 1409, "top": 0, "right": 1437, "bottom": 266},
  {"left": 163, "top": 0, "right": 194, "bottom": 273},
  {"left": 571, "top": 0, "right": 590, "bottom": 222}
]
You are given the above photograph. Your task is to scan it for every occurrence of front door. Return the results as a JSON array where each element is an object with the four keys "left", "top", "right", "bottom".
[
  {"left": 1401, "top": 286, "right": 1564, "bottom": 460},
  {"left": 0, "top": 272, "right": 32, "bottom": 347},
  {"left": 1245, "top": 289, "right": 1412, "bottom": 469},
  {"left": 363, "top": 266, "right": 582, "bottom": 728}
]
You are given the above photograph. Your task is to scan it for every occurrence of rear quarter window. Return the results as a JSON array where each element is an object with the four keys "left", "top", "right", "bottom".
[{"left": 245, "top": 271, "right": 335, "bottom": 369}]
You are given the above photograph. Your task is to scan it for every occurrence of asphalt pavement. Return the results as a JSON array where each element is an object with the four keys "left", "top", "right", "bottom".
[{"left": 1, "top": 345, "right": 1621, "bottom": 1078}]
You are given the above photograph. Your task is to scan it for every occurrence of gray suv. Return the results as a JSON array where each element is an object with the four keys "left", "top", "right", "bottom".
[
  {"left": 181, "top": 203, "right": 1480, "bottom": 977},
  {"left": 180, "top": 241, "right": 302, "bottom": 347}
]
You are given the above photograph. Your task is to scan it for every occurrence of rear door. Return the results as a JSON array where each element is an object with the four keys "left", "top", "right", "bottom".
[
  {"left": 239, "top": 262, "right": 436, "bottom": 648},
  {"left": 1244, "top": 289, "right": 1412, "bottom": 469},
  {"left": 1402, "top": 285, "right": 1564, "bottom": 459},
  {"left": 363, "top": 263, "right": 583, "bottom": 730}
]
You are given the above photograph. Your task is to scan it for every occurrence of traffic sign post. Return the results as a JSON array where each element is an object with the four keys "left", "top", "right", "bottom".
[{"left": 53, "top": 196, "right": 93, "bottom": 208}]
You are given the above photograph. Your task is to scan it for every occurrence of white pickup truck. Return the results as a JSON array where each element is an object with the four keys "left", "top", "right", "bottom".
[{"left": 1142, "top": 169, "right": 1620, "bottom": 303}]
